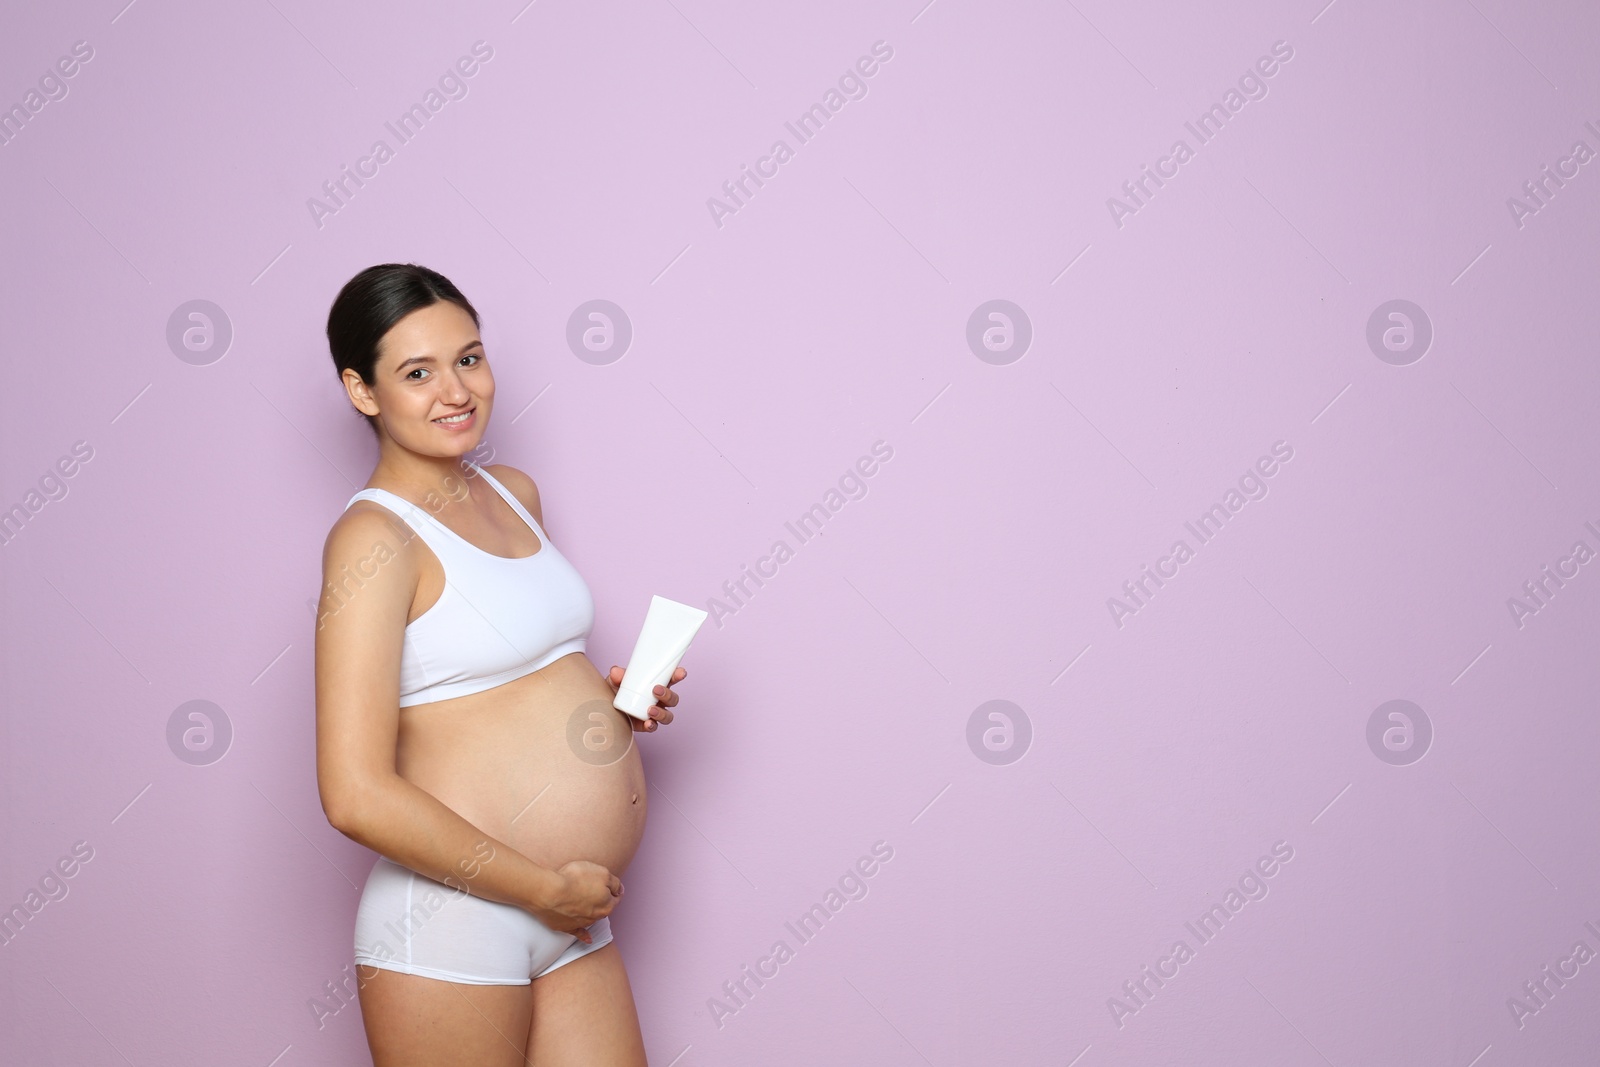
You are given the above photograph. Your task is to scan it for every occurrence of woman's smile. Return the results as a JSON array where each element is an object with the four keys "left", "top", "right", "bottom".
[{"left": 432, "top": 406, "right": 476, "bottom": 430}]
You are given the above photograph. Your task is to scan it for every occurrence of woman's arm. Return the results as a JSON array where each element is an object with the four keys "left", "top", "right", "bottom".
[{"left": 313, "top": 505, "right": 611, "bottom": 931}]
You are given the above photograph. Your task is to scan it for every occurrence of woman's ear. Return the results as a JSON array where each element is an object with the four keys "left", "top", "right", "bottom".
[{"left": 342, "top": 368, "right": 380, "bottom": 418}]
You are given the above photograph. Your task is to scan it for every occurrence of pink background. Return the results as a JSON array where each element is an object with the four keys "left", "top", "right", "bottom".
[{"left": 4, "top": 0, "right": 1600, "bottom": 1064}]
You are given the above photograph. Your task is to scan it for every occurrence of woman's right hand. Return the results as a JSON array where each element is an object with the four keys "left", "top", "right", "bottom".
[{"left": 529, "top": 859, "right": 623, "bottom": 944}]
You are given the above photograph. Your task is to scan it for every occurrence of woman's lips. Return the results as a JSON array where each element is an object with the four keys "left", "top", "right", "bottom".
[{"left": 433, "top": 407, "right": 476, "bottom": 431}]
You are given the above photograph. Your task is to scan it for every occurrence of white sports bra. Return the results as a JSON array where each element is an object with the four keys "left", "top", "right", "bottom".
[{"left": 343, "top": 462, "right": 595, "bottom": 707}]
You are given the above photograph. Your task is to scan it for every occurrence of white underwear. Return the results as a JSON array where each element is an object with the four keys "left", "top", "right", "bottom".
[{"left": 353, "top": 856, "right": 612, "bottom": 985}]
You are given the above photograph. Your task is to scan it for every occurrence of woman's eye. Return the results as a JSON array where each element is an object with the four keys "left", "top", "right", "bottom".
[{"left": 406, "top": 353, "right": 479, "bottom": 380}]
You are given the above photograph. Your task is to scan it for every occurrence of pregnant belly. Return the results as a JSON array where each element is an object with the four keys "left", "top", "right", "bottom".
[{"left": 392, "top": 652, "right": 649, "bottom": 877}]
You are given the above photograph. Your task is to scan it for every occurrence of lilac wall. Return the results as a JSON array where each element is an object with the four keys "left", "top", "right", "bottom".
[{"left": 4, "top": 1, "right": 1599, "bottom": 1064}]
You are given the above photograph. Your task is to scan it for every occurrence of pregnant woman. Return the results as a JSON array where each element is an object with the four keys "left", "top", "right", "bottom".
[{"left": 314, "top": 263, "right": 680, "bottom": 1066}]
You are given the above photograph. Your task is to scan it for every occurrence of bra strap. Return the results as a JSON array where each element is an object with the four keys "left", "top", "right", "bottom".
[
  {"left": 469, "top": 462, "right": 550, "bottom": 540},
  {"left": 345, "top": 488, "right": 455, "bottom": 551}
]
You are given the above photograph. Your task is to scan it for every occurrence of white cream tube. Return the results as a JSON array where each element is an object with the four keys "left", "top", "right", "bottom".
[{"left": 613, "top": 595, "right": 709, "bottom": 720}]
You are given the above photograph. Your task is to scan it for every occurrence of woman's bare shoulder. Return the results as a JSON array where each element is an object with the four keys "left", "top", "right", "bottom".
[
  {"left": 482, "top": 463, "right": 544, "bottom": 525},
  {"left": 322, "top": 499, "right": 417, "bottom": 566}
]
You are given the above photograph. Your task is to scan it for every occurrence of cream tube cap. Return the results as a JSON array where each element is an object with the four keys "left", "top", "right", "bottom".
[{"left": 613, "top": 685, "right": 657, "bottom": 720}]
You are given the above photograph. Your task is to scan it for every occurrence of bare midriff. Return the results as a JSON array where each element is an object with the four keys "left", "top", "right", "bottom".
[{"left": 391, "top": 651, "right": 648, "bottom": 879}]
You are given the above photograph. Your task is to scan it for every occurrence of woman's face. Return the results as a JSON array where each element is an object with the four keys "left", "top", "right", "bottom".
[{"left": 352, "top": 299, "right": 493, "bottom": 454}]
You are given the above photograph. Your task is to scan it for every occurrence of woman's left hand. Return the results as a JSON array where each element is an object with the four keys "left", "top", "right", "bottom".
[{"left": 606, "top": 665, "right": 685, "bottom": 732}]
